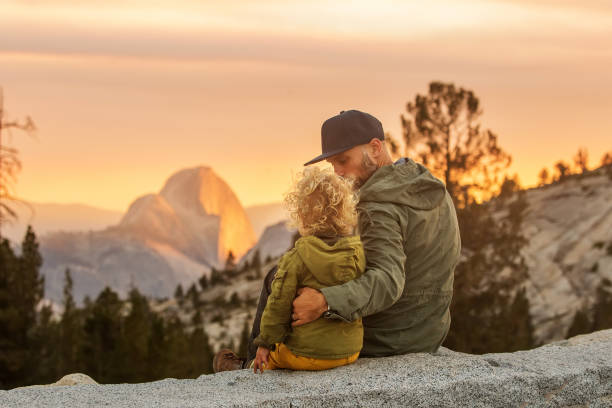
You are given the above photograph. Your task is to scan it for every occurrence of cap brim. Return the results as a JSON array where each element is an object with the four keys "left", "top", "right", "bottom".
[{"left": 303, "top": 146, "right": 354, "bottom": 166}]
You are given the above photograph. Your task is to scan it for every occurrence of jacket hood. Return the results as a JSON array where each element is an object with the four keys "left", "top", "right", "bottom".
[
  {"left": 358, "top": 158, "right": 446, "bottom": 210},
  {"left": 295, "top": 235, "right": 363, "bottom": 286}
]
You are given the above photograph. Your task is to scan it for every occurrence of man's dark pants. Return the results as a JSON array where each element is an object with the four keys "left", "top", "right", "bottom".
[{"left": 246, "top": 265, "right": 278, "bottom": 362}]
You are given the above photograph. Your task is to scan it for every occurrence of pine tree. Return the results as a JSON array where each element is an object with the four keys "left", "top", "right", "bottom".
[
  {"left": 163, "top": 316, "right": 190, "bottom": 379},
  {"left": 174, "top": 284, "right": 184, "bottom": 307},
  {"left": 198, "top": 273, "right": 208, "bottom": 291},
  {"left": 59, "top": 268, "right": 82, "bottom": 377},
  {"left": 505, "top": 287, "right": 535, "bottom": 351},
  {"left": 0, "top": 90, "right": 37, "bottom": 232},
  {"left": 573, "top": 148, "right": 589, "bottom": 174},
  {"left": 146, "top": 313, "right": 166, "bottom": 380},
  {"left": 0, "top": 226, "right": 45, "bottom": 388},
  {"left": 444, "top": 191, "right": 533, "bottom": 353},
  {"left": 30, "top": 303, "right": 59, "bottom": 385},
  {"left": 252, "top": 250, "right": 262, "bottom": 279},
  {"left": 122, "top": 287, "right": 152, "bottom": 382},
  {"left": 398, "top": 81, "right": 512, "bottom": 207},
  {"left": 602, "top": 151, "right": 612, "bottom": 167},
  {"left": 538, "top": 168, "right": 549, "bottom": 186},
  {"left": 0, "top": 238, "right": 19, "bottom": 389},
  {"left": 187, "top": 311, "right": 213, "bottom": 376},
  {"left": 593, "top": 278, "right": 612, "bottom": 331},
  {"left": 186, "top": 283, "right": 200, "bottom": 310},
  {"left": 225, "top": 251, "right": 236, "bottom": 271},
  {"left": 567, "top": 308, "right": 592, "bottom": 338},
  {"left": 229, "top": 292, "right": 240, "bottom": 307},
  {"left": 554, "top": 160, "right": 570, "bottom": 182},
  {"left": 237, "top": 320, "right": 250, "bottom": 360},
  {"left": 81, "top": 286, "right": 124, "bottom": 383},
  {"left": 17, "top": 226, "right": 45, "bottom": 346}
]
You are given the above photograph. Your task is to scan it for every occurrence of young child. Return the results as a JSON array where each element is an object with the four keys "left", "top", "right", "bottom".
[{"left": 251, "top": 166, "right": 366, "bottom": 373}]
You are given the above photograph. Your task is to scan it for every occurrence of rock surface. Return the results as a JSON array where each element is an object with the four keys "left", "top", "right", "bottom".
[
  {"left": 17, "top": 373, "right": 98, "bottom": 389},
  {"left": 4, "top": 329, "right": 611, "bottom": 407},
  {"left": 519, "top": 170, "right": 612, "bottom": 342}
]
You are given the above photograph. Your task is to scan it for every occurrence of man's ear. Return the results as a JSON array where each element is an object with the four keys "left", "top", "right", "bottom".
[{"left": 369, "top": 138, "right": 384, "bottom": 157}]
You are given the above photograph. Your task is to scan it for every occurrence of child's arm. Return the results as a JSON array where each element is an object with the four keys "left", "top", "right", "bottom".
[
  {"left": 253, "top": 347, "right": 270, "bottom": 374},
  {"left": 252, "top": 253, "right": 301, "bottom": 350}
]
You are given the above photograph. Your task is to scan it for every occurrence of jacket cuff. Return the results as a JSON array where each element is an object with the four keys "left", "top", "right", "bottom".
[
  {"left": 320, "top": 285, "right": 355, "bottom": 322},
  {"left": 252, "top": 335, "right": 276, "bottom": 351}
]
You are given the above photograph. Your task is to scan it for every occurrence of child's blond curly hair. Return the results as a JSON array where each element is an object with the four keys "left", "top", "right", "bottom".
[{"left": 284, "top": 167, "right": 358, "bottom": 237}]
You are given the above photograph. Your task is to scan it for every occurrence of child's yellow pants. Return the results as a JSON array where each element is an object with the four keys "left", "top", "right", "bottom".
[{"left": 253, "top": 343, "right": 359, "bottom": 371}]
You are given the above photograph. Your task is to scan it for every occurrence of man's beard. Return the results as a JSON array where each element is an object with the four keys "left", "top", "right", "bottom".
[{"left": 347, "top": 150, "right": 378, "bottom": 189}]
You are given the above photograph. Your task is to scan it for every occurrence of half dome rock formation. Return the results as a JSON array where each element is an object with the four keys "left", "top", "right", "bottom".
[
  {"left": 38, "top": 166, "right": 256, "bottom": 304},
  {"left": 118, "top": 166, "right": 256, "bottom": 266}
]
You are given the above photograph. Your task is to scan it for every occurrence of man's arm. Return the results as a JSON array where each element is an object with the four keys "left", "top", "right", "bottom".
[
  {"left": 292, "top": 204, "right": 406, "bottom": 326},
  {"left": 320, "top": 205, "right": 406, "bottom": 321}
]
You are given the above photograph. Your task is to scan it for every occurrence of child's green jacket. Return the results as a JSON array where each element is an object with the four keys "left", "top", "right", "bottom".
[{"left": 252, "top": 235, "right": 366, "bottom": 359}]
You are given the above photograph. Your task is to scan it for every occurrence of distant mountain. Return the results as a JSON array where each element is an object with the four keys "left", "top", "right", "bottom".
[
  {"left": 1, "top": 201, "right": 122, "bottom": 244},
  {"left": 245, "top": 203, "right": 288, "bottom": 239},
  {"left": 239, "top": 221, "right": 295, "bottom": 267},
  {"left": 39, "top": 166, "right": 256, "bottom": 304},
  {"left": 41, "top": 229, "right": 209, "bottom": 305}
]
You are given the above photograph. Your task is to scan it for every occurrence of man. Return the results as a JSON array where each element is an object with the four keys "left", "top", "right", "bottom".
[{"left": 213, "top": 110, "right": 461, "bottom": 371}]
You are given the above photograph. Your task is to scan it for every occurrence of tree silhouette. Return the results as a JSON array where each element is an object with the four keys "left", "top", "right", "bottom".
[
  {"left": 225, "top": 250, "right": 236, "bottom": 270},
  {"left": 81, "top": 287, "right": 124, "bottom": 383},
  {"left": 237, "top": 320, "right": 250, "bottom": 360},
  {"left": 251, "top": 249, "right": 262, "bottom": 279},
  {"left": 538, "top": 168, "right": 550, "bottom": 186},
  {"left": 601, "top": 152, "right": 612, "bottom": 179},
  {"left": 445, "top": 191, "right": 533, "bottom": 353},
  {"left": 187, "top": 310, "right": 213, "bottom": 376},
  {"left": 566, "top": 278, "right": 612, "bottom": 338},
  {"left": 0, "top": 226, "right": 44, "bottom": 388},
  {"left": 573, "top": 148, "right": 589, "bottom": 174},
  {"left": 567, "top": 308, "right": 592, "bottom": 338},
  {"left": 601, "top": 151, "right": 612, "bottom": 167},
  {"left": 0, "top": 88, "right": 37, "bottom": 236},
  {"left": 554, "top": 160, "right": 570, "bottom": 182},
  {"left": 59, "top": 268, "right": 82, "bottom": 377},
  {"left": 122, "top": 287, "right": 152, "bottom": 382},
  {"left": 396, "top": 81, "right": 512, "bottom": 207},
  {"left": 174, "top": 284, "right": 184, "bottom": 307}
]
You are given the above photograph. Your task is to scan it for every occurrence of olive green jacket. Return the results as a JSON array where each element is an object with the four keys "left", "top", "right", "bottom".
[
  {"left": 253, "top": 235, "right": 366, "bottom": 359},
  {"left": 320, "top": 158, "right": 461, "bottom": 357}
]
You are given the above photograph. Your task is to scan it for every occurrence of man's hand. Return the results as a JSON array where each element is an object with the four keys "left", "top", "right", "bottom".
[
  {"left": 253, "top": 346, "right": 270, "bottom": 374},
  {"left": 291, "top": 287, "right": 328, "bottom": 327}
]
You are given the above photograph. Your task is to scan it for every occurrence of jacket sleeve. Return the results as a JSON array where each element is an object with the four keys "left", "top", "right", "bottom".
[
  {"left": 252, "top": 254, "right": 300, "bottom": 350},
  {"left": 320, "top": 203, "right": 406, "bottom": 321}
]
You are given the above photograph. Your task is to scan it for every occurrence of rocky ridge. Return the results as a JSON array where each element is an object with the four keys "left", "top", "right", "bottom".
[{"left": 518, "top": 168, "right": 612, "bottom": 341}]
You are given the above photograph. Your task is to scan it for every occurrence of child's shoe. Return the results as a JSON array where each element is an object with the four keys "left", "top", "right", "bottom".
[{"left": 213, "top": 349, "right": 245, "bottom": 372}]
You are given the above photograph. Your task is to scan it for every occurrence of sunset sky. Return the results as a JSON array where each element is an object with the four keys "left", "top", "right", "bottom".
[{"left": 1, "top": 0, "right": 611, "bottom": 212}]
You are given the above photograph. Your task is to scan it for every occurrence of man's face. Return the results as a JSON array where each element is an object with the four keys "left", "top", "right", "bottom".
[{"left": 326, "top": 144, "right": 378, "bottom": 189}]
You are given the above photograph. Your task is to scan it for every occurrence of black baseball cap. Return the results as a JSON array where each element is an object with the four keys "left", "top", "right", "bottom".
[{"left": 304, "top": 110, "right": 384, "bottom": 166}]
